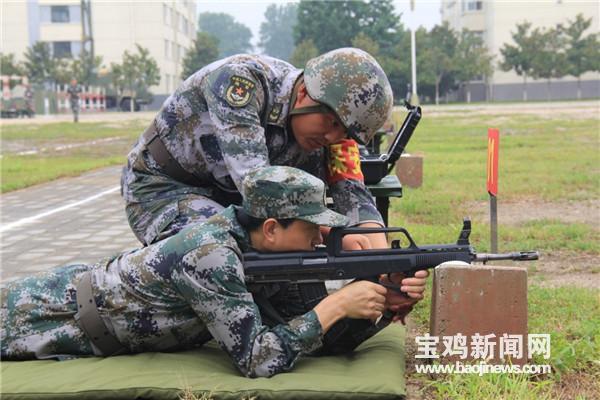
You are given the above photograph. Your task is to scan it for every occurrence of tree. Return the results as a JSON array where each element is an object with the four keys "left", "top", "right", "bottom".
[
  {"left": 53, "top": 50, "right": 104, "bottom": 86},
  {"left": 395, "top": 27, "right": 432, "bottom": 102},
  {"left": 259, "top": 3, "right": 297, "bottom": 61},
  {"left": 563, "top": 14, "right": 600, "bottom": 99},
  {"left": 76, "top": 49, "right": 104, "bottom": 86},
  {"left": 198, "top": 12, "right": 252, "bottom": 57},
  {"left": 454, "top": 30, "right": 493, "bottom": 103},
  {"left": 530, "top": 26, "right": 568, "bottom": 101},
  {"left": 111, "top": 45, "right": 160, "bottom": 111},
  {"left": 290, "top": 39, "right": 318, "bottom": 68},
  {"left": 351, "top": 33, "right": 380, "bottom": 58},
  {"left": 52, "top": 58, "right": 73, "bottom": 85},
  {"left": 420, "top": 22, "right": 458, "bottom": 105},
  {"left": 294, "top": 0, "right": 406, "bottom": 98},
  {"left": 181, "top": 32, "right": 219, "bottom": 80},
  {"left": 357, "top": 0, "right": 404, "bottom": 56},
  {"left": 1, "top": 53, "right": 25, "bottom": 77},
  {"left": 23, "top": 42, "right": 56, "bottom": 85},
  {"left": 500, "top": 22, "right": 538, "bottom": 101},
  {"left": 295, "top": 0, "right": 403, "bottom": 55},
  {"left": 295, "top": 1, "right": 361, "bottom": 53}
]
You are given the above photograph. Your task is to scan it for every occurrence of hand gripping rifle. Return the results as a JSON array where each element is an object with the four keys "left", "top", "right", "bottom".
[{"left": 243, "top": 219, "right": 539, "bottom": 354}]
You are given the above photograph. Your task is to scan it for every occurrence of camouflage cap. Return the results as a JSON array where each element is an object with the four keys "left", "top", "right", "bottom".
[
  {"left": 242, "top": 166, "right": 348, "bottom": 227},
  {"left": 304, "top": 47, "right": 394, "bottom": 145}
]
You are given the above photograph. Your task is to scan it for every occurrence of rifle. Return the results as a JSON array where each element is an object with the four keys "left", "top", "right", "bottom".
[
  {"left": 244, "top": 219, "right": 538, "bottom": 287},
  {"left": 361, "top": 101, "right": 422, "bottom": 184},
  {"left": 244, "top": 219, "right": 538, "bottom": 354}
]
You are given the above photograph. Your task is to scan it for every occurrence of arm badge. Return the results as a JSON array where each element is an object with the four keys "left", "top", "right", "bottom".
[
  {"left": 327, "top": 139, "right": 364, "bottom": 184},
  {"left": 225, "top": 75, "right": 256, "bottom": 107}
]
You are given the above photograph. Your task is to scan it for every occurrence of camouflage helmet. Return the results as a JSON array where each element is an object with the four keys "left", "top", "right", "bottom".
[
  {"left": 242, "top": 166, "right": 348, "bottom": 227},
  {"left": 303, "top": 47, "right": 394, "bottom": 145}
]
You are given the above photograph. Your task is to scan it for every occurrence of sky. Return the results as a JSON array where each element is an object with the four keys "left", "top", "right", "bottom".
[{"left": 196, "top": 0, "right": 442, "bottom": 48}]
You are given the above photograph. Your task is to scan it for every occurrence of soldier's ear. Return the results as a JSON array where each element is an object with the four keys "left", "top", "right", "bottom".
[
  {"left": 294, "top": 82, "right": 310, "bottom": 106},
  {"left": 262, "top": 218, "right": 280, "bottom": 244}
]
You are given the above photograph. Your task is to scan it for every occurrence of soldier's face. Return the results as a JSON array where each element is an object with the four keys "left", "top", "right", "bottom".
[
  {"left": 271, "top": 220, "right": 323, "bottom": 251},
  {"left": 290, "top": 87, "right": 347, "bottom": 151}
]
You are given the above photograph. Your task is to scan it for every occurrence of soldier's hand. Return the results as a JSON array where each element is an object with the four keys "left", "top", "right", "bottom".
[
  {"left": 335, "top": 280, "right": 387, "bottom": 320},
  {"left": 384, "top": 270, "right": 429, "bottom": 301},
  {"left": 341, "top": 234, "right": 372, "bottom": 251}
]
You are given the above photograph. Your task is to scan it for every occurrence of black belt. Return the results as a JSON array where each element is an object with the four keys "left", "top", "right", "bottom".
[
  {"left": 142, "top": 123, "right": 203, "bottom": 187},
  {"left": 75, "top": 271, "right": 126, "bottom": 356}
]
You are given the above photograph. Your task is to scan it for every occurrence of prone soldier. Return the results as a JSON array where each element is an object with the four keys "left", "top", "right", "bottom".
[{"left": 1, "top": 166, "right": 428, "bottom": 377}]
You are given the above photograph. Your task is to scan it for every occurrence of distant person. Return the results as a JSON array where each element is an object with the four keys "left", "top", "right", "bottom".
[
  {"left": 121, "top": 48, "right": 394, "bottom": 250},
  {"left": 23, "top": 85, "right": 34, "bottom": 118},
  {"left": 67, "top": 78, "right": 82, "bottom": 122}
]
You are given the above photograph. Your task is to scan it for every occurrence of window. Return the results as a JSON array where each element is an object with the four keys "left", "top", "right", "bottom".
[
  {"left": 172, "top": 11, "right": 178, "bottom": 29},
  {"left": 163, "top": 4, "right": 170, "bottom": 26},
  {"left": 51, "top": 5, "right": 70, "bottom": 23},
  {"left": 53, "top": 41, "right": 72, "bottom": 58},
  {"left": 471, "top": 30, "right": 484, "bottom": 41},
  {"left": 462, "top": 1, "right": 483, "bottom": 12},
  {"left": 164, "top": 40, "right": 170, "bottom": 59},
  {"left": 181, "top": 16, "right": 187, "bottom": 34}
]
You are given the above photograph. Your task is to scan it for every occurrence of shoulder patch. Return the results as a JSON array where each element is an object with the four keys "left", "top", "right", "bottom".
[
  {"left": 268, "top": 103, "right": 283, "bottom": 123},
  {"left": 225, "top": 75, "right": 256, "bottom": 107}
]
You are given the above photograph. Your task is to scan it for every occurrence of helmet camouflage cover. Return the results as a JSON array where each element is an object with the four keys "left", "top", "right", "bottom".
[
  {"left": 242, "top": 166, "right": 348, "bottom": 227},
  {"left": 304, "top": 47, "right": 394, "bottom": 145}
]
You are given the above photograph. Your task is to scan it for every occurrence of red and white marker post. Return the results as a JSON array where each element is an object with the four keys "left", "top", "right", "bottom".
[{"left": 487, "top": 128, "right": 499, "bottom": 252}]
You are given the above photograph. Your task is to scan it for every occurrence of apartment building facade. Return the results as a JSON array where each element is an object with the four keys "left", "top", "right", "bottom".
[
  {"left": 1, "top": 0, "right": 196, "bottom": 103},
  {"left": 441, "top": 0, "right": 599, "bottom": 101}
]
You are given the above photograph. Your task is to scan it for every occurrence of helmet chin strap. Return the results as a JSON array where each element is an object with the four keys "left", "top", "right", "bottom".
[
  {"left": 287, "top": 76, "right": 358, "bottom": 143},
  {"left": 288, "top": 76, "right": 334, "bottom": 116},
  {"left": 288, "top": 104, "right": 332, "bottom": 116}
]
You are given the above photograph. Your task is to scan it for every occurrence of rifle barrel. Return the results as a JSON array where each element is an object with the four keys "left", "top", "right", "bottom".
[{"left": 474, "top": 251, "right": 539, "bottom": 263}]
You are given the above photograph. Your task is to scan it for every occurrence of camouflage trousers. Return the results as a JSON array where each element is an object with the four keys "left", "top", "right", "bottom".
[
  {"left": 1, "top": 264, "right": 95, "bottom": 360},
  {"left": 126, "top": 192, "right": 241, "bottom": 246}
]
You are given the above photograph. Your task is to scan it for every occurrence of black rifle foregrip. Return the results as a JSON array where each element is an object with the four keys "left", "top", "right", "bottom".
[{"left": 413, "top": 252, "right": 473, "bottom": 272}]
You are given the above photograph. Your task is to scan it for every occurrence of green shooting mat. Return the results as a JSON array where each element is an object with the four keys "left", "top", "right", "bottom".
[{"left": 1, "top": 324, "right": 406, "bottom": 400}]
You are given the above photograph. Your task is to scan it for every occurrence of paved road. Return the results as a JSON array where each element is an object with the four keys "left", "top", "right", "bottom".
[{"left": 0, "top": 166, "right": 140, "bottom": 281}]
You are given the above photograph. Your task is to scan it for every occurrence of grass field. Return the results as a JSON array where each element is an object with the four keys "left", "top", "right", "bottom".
[
  {"left": 0, "top": 120, "right": 144, "bottom": 192},
  {"left": 1, "top": 106, "right": 598, "bottom": 398},
  {"left": 386, "top": 107, "right": 599, "bottom": 399}
]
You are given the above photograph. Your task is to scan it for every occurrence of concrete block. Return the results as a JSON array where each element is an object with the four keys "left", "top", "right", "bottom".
[
  {"left": 429, "top": 262, "right": 528, "bottom": 365},
  {"left": 395, "top": 154, "right": 423, "bottom": 188}
]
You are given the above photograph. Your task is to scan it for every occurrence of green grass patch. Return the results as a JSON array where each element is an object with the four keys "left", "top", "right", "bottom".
[
  {"left": 1, "top": 120, "right": 144, "bottom": 141},
  {"left": 390, "top": 112, "right": 600, "bottom": 203},
  {"left": 409, "top": 284, "right": 600, "bottom": 399},
  {"left": 528, "top": 286, "right": 600, "bottom": 377},
  {"left": 1, "top": 154, "right": 127, "bottom": 192},
  {"left": 387, "top": 110, "right": 599, "bottom": 255},
  {"left": 1, "top": 121, "right": 144, "bottom": 192}
]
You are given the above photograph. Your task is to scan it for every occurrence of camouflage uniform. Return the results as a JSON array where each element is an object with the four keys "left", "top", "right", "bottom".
[
  {"left": 67, "top": 83, "right": 82, "bottom": 122},
  {"left": 2, "top": 167, "right": 385, "bottom": 378},
  {"left": 121, "top": 53, "right": 385, "bottom": 245}
]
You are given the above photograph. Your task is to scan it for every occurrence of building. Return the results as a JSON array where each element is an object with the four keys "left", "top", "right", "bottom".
[
  {"left": 1, "top": 0, "right": 197, "bottom": 106},
  {"left": 441, "top": 0, "right": 599, "bottom": 101}
]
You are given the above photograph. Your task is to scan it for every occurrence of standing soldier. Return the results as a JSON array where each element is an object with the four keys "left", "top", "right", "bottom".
[
  {"left": 121, "top": 48, "right": 395, "bottom": 249},
  {"left": 23, "top": 84, "right": 34, "bottom": 118},
  {"left": 67, "top": 78, "right": 82, "bottom": 122}
]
